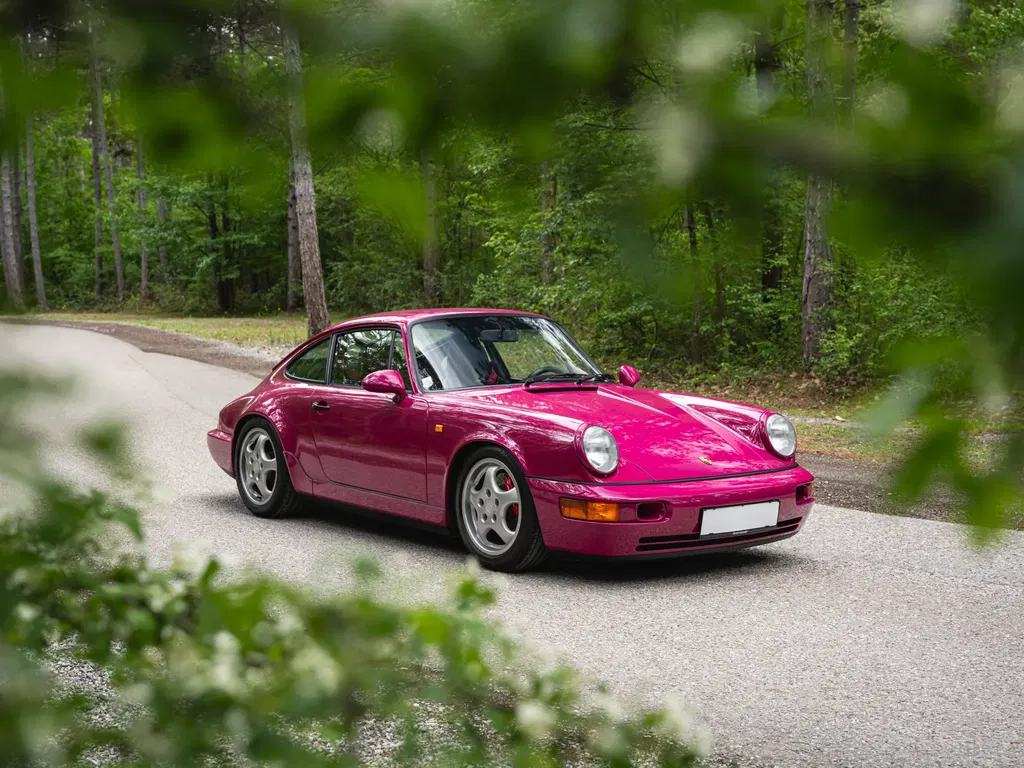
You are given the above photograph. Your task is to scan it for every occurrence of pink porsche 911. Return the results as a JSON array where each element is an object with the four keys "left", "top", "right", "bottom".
[{"left": 208, "top": 309, "right": 815, "bottom": 572}]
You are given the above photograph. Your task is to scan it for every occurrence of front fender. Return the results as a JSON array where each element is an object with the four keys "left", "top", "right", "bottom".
[{"left": 427, "top": 408, "right": 653, "bottom": 509}]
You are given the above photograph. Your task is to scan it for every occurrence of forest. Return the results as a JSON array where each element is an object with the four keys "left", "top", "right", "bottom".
[
  {"left": 2, "top": 2, "right": 1024, "bottom": 763},
  {"left": 3, "top": 0, "right": 1019, "bottom": 386}
]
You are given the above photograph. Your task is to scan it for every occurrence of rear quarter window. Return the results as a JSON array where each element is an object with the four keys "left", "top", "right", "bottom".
[{"left": 285, "top": 337, "right": 331, "bottom": 383}]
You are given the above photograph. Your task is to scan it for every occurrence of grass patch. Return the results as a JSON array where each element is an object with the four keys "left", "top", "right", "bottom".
[{"left": 35, "top": 312, "right": 314, "bottom": 349}]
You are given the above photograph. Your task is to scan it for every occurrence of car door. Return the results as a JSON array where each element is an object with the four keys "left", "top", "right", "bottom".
[{"left": 310, "top": 327, "right": 428, "bottom": 501}]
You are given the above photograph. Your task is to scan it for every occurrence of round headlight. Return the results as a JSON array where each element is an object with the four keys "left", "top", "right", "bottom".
[
  {"left": 764, "top": 413, "right": 796, "bottom": 458},
  {"left": 581, "top": 426, "right": 619, "bottom": 475}
]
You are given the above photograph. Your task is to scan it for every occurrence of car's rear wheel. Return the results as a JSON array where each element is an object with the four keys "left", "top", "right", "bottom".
[
  {"left": 455, "top": 447, "right": 547, "bottom": 572},
  {"left": 235, "top": 419, "right": 301, "bottom": 519}
]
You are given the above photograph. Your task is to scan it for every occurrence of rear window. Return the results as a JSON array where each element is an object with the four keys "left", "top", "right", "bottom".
[{"left": 285, "top": 337, "right": 331, "bottom": 383}]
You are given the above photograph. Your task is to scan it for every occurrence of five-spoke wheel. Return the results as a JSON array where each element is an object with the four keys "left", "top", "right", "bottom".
[
  {"left": 460, "top": 458, "right": 522, "bottom": 556},
  {"left": 455, "top": 447, "right": 547, "bottom": 572},
  {"left": 234, "top": 419, "right": 301, "bottom": 519},
  {"left": 239, "top": 427, "right": 277, "bottom": 505}
]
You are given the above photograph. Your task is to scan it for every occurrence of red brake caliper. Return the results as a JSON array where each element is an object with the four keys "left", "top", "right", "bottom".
[{"left": 504, "top": 474, "right": 519, "bottom": 523}]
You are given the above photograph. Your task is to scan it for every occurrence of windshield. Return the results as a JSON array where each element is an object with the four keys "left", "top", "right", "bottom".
[{"left": 410, "top": 315, "right": 601, "bottom": 391}]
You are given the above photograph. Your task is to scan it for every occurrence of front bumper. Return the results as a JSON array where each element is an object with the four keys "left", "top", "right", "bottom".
[
  {"left": 207, "top": 428, "right": 234, "bottom": 476},
  {"left": 529, "top": 465, "right": 814, "bottom": 558}
]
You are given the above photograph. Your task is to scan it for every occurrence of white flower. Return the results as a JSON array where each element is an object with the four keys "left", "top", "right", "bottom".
[
  {"left": 677, "top": 13, "right": 746, "bottom": 74},
  {"left": 123, "top": 683, "right": 152, "bottom": 705},
  {"left": 515, "top": 700, "right": 556, "bottom": 741},
  {"left": 594, "top": 691, "right": 625, "bottom": 722},
  {"left": 213, "top": 631, "right": 240, "bottom": 656},
  {"left": 997, "top": 68, "right": 1024, "bottom": 135},
  {"left": 864, "top": 84, "right": 910, "bottom": 127},
  {"left": 276, "top": 609, "right": 304, "bottom": 636},
  {"left": 649, "top": 104, "right": 710, "bottom": 186},
  {"left": 173, "top": 544, "right": 211, "bottom": 579},
  {"left": 211, "top": 655, "right": 240, "bottom": 694},
  {"left": 294, "top": 644, "right": 343, "bottom": 695},
  {"left": 15, "top": 603, "right": 39, "bottom": 622},
  {"left": 589, "top": 725, "right": 627, "bottom": 757},
  {"left": 658, "top": 696, "right": 695, "bottom": 742},
  {"left": 224, "top": 707, "right": 251, "bottom": 748},
  {"left": 893, "top": 0, "right": 958, "bottom": 48}
]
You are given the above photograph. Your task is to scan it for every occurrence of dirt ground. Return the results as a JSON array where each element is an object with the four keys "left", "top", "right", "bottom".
[{"left": 7, "top": 317, "right": 968, "bottom": 526}]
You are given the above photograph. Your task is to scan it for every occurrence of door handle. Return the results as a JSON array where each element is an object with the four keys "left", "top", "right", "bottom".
[{"left": 312, "top": 401, "right": 331, "bottom": 412}]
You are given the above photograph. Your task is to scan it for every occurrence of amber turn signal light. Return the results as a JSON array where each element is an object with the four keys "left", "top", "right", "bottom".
[{"left": 559, "top": 498, "right": 620, "bottom": 522}]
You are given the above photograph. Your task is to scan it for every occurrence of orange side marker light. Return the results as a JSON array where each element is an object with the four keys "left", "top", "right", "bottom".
[{"left": 559, "top": 498, "right": 619, "bottom": 522}]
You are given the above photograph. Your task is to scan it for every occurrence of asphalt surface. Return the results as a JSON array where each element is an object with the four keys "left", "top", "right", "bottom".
[{"left": 3, "top": 323, "right": 1023, "bottom": 768}]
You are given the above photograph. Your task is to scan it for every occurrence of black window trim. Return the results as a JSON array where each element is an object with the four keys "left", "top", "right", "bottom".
[
  {"left": 283, "top": 335, "right": 334, "bottom": 385},
  {"left": 406, "top": 312, "right": 602, "bottom": 395},
  {"left": 325, "top": 324, "right": 403, "bottom": 389}
]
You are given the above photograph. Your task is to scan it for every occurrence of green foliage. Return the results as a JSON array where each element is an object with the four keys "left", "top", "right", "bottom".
[{"left": 0, "top": 370, "right": 703, "bottom": 765}]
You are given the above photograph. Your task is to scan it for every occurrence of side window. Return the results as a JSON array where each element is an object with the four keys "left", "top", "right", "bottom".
[
  {"left": 331, "top": 329, "right": 394, "bottom": 386},
  {"left": 285, "top": 337, "right": 331, "bottom": 383},
  {"left": 390, "top": 333, "right": 412, "bottom": 391}
]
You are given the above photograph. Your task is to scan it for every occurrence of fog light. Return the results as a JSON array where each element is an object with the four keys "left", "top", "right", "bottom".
[
  {"left": 796, "top": 482, "right": 814, "bottom": 504},
  {"left": 560, "top": 498, "right": 620, "bottom": 522}
]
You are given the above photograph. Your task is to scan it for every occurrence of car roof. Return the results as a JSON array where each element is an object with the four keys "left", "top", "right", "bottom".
[{"left": 326, "top": 308, "right": 547, "bottom": 333}]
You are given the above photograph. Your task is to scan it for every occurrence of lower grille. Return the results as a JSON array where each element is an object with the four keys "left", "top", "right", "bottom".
[{"left": 635, "top": 518, "right": 803, "bottom": 553}]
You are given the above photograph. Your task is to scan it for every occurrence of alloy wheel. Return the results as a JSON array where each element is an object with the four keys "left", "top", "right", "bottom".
[
  {"left": 460, "top": 457, "right": 521, "bottom": 556},
  {"left": 239, "top": 427, "right": 277, "bottom": 505}
]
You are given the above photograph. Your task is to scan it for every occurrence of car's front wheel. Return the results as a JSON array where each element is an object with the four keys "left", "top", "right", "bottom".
[
  {"left": 234, "top": 419, "right": 301, "bottom": 519},
  {"left": 455, "top": 447, "right": 547, "bottom": 572}
]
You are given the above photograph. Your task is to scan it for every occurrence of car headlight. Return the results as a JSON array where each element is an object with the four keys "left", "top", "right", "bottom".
[
  {"left": 581, "top": 426, "right": 619, "bottom": 475},
  {"left": 763, "top": 413, "right": 796, "bottom": 458}
]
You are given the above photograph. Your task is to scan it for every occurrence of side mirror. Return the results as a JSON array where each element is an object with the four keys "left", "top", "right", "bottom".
[
  {"left": 618, "top": 365, "right": 641, "bottom": 387},
  {"left": 361, "top": 369, "right": 408, "bottom": 402}
]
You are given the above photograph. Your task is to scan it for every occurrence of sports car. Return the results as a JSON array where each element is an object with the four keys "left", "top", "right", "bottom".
[{"left": 208, "top": 309, "right": 815, "bottom": 571}]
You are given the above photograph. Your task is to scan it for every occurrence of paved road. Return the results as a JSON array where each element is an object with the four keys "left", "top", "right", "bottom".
[{"left": 3, "top": 324, "right": 1023, "bottom": 767}]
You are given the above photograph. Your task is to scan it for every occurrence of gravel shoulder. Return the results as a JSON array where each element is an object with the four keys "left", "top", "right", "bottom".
[{"left": 3, "top": 317, "right": 969, "bottom": 526}]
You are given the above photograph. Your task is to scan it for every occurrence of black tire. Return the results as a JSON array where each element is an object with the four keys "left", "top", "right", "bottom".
[
  {"left": 453, "top": 445, "right": 547, "bottom": 573},
  {"left": 234, "top": 418, "right": 302, "bottom": 519}
]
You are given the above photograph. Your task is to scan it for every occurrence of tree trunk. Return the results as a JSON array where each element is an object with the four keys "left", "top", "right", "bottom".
[
  {"left": 842, "top": 0, "right": 861, "bottom": 122},
  {"left": 220, "top": 208, "right": 235, "bottom": 312},
  {"left": 137, "top": 137, "right": 149, "bottom": 296},
  {"left": 801, "top": 0, "right": 836, "bottom": 365},
  {"left": 91, "top": 105, "right": 104, "bottom": 298},
  {"left": 700, "top": 202, "right": 725, "bottom": 323},
  {"left": 282, "top": 18, "right": 330, "bottom": 337},
  {"left": 12, "top": 146, "right": 25, "bottom": 288},
  {"left": 755, "top": 28, "right": 784, "bottom": 295},
  {"left": 0, "top": 152, "right": 23, "bottom": 309},
  {"left": 286, "top": 159, "right": 301, "bottom": 311},
  {"left": 156, "top": 198, "right": 169, "bottom": 270},
  {"left": 207, "top": 193, "right": 227, "bottom": 310},
  {"left": 685, "top": 203, "right": 701, "bottom": 362},
  {"left": 91, "top": 24, "right": 124, "bottom": 301},
  {"left": 25, "top": 115, "right": 46, "bottom": 310},
  {"left": 540, "top": 164, "right": 558, "bottom": 282},
  {"left": 421, "top": 149, "right": 441, "bottom": 304}
]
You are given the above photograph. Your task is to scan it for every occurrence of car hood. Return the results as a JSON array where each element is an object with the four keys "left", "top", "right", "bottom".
[{"left": 464, "top": 384, "right": 789, "bottom": 481}]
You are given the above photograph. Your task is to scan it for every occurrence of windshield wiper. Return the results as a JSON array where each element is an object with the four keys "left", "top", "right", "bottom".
[
  {"left": 575, "top": 372, "right": 615, "bottom": 384},
  {"left": 523, "top": 372, "right": 588, "bottom": 386}
]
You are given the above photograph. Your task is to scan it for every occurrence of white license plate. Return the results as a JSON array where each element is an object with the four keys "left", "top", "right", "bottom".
[{"left": 700, "top": 501, "right": 780, "bottom": 536}]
